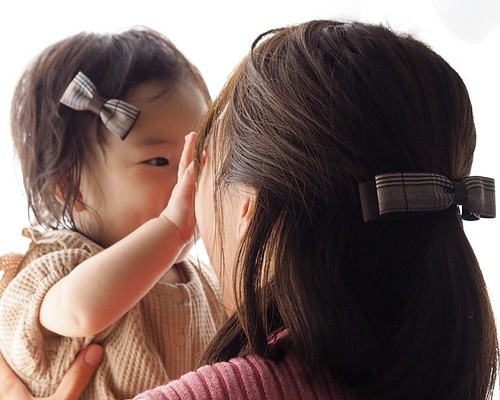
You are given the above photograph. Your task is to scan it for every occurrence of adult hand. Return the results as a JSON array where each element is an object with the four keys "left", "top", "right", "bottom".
[{"left": 0, "top": 344, "right": 103, "bottom": 400}]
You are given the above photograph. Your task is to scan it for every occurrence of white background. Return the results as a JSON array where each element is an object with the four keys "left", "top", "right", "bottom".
[{"left": 0, "top": 0, "right": 498, "bottom": 391}]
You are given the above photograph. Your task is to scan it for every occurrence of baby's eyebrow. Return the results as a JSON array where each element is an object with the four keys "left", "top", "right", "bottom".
[{"left": 132, "top": 134, "right": 172, "bottom": 147}]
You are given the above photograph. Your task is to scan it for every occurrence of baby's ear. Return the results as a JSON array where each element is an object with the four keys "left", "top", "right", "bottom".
[
  {"left": 54, "top": 186, "right": 87, "bottom": 212},
  {"left": 237, "top": 187, "right": 258, "bottom": 240}
]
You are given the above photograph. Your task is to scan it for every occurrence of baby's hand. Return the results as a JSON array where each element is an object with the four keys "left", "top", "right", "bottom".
[{"left": 161, "top": 132, "right": 198, "bottom": 246}]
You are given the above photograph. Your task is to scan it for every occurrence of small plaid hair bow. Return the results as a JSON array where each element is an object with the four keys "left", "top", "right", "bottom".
[
  {"left": 60, "top": 71, "right": 140, "bottom": 140},
  {"left": 359, "top": 172, "right": 496, "bottom": 222}
]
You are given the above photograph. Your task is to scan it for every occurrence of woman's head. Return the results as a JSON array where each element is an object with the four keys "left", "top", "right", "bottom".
[
  {"left": 197, "top": 20, "right": 497, "bottom": 399},
  {"left": 12, "top": 27, "right": 210, "bottom": 231}
]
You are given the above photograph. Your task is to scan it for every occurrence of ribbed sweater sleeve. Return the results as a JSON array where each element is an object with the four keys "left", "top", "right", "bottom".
[{"left": 134, "top": 352, "right": 339, "bottom": 400}]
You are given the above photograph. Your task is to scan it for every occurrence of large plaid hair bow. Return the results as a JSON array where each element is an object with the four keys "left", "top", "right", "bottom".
[
  {"left": 359, "top": 172, "right": 496, "bottom": 222},
  {"left": 60, "top": 71, "right": 140, "bottom": 140}
]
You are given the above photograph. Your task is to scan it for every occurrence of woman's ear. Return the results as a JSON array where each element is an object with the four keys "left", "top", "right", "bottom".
[{"left": 237, "top": 187, "right": 257, "bottom": 240}]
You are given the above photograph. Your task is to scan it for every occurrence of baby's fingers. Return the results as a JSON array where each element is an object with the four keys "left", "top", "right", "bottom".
[
  {"left": 178, "top": 132, "right": 197, "bottom": 183},
  {"left": 161, "top": 135, "right": 198, "bottom": 240}
]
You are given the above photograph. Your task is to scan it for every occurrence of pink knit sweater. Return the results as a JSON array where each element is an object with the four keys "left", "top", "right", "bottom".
[{"left": 134, "top": 340, "right": 341, "bottom": 399}]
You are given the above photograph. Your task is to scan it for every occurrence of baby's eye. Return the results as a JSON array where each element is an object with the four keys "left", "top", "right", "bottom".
[{"left": 145, "top": 158, "right": 169, "bottom": 166}]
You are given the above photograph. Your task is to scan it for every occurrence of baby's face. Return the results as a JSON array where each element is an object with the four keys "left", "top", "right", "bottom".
[{"left": 77, "top": 80, "right": 207, "bottom": 248}]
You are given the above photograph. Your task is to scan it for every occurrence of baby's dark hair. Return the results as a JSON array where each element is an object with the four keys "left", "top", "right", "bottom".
[{"left": 11, "top": 26, "right": 210, "bottom": 230}]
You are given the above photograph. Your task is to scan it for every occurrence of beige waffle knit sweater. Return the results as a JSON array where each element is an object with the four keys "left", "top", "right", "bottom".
[{"left": 0, "top": 229, "right": 225, "bottom": 399}]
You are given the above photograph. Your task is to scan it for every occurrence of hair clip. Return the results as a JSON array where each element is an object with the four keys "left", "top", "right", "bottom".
[
  {"left": 358, "top": 172, "right": 495, "bottom": 222},
  {"left": 60, "top": 71, "right": 140, "bottom": 140}
]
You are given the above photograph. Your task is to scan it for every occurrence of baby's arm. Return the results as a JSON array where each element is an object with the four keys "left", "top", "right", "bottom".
[{"left": 39, "top": 132, "right": 198, "bottom": 338}]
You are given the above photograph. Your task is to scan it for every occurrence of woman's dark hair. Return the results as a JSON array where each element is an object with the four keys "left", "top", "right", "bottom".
[
  {"left": 196, "top": 20, "right": 498, "bottom": 399},
  {"left": 11, "top": 26, "right": 210, "bottom": 230}
]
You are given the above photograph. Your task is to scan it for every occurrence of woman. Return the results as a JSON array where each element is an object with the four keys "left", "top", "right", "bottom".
[{"left": 1, "top": 19, "right": 498, "bottom": 399}]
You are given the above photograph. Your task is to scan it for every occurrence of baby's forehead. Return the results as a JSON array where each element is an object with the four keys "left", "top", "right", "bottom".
[
  {"left": 123, "top": 80, "right": 174, "bottom": 107},
  {"left": 112, "top": 81, "right": 207, "bottom": 148},
  {"left": 123, "top": 75, "right": 207, "bottom": 104}
]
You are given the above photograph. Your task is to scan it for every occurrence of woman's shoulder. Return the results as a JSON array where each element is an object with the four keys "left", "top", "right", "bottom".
[{"left": 135, "top": 350, "right": 341, "bottom": 400}]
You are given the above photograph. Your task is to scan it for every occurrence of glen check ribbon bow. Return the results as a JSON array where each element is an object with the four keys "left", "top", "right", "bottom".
[
  {"left": 60, "top": 71, "right": 140, "bottom": 140},
  {"left": 358, "top": 173, "right": 496, "bottom": 222}
]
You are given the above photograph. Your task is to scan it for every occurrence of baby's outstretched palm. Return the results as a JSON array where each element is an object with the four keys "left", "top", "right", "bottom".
[{"left": 161, "top": 132, "right": 198, "bottom": 245}]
